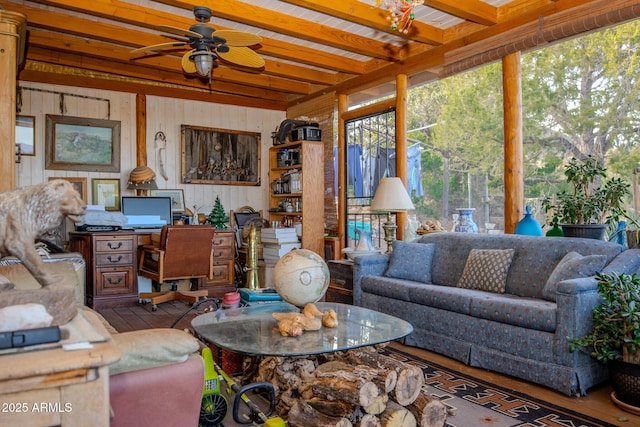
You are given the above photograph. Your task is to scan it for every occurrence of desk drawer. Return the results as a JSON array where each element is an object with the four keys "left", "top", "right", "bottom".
[
  {"left": 96, "top": 252, "right": 133, "bottom": 266},
  {"left": 96, "top": 266, "right": 135, "bottom": 295},
  {"left": 95, "top": 238, "right": 134, "bottom": 253},
  {"left": 210, "top": 260, "right": 233, "bottom": 283},
  {"left": 212, "top": 234, "right": 234, "bottom": 247},
  {"left": 212, "top": 246, "right": 233, "bottom": 259}
]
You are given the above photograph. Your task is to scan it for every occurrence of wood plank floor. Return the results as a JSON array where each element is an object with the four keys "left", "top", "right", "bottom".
[{"left": 99, "top": 302, "right": 640, "bottom": 427}]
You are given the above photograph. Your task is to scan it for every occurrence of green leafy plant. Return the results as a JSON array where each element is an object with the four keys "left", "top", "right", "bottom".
[
  {"left": 568, "top": 271, "right": 640, "bottom": 364},
  {"left": 542, "top": 156, "right": 630, "bottom": 225},
  {"left": 206, "top": 196, "right": 229, "bottom": 229}
]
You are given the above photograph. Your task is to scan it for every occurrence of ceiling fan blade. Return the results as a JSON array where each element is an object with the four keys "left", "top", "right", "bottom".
[
  {"left": 130, "top": 42, "right": 189, "bottom": 55},
  {"left": 213, "top": 30, "right": 262, "bottom": 47},
  {"left": 159, "top": 25, "right": 203, "bottom": 39},
  {"left": 181, "top": 50, "right": 197, "bottom": 74},
  {"left": 218, "top": 47, "right": 265, "bottom": 68}
]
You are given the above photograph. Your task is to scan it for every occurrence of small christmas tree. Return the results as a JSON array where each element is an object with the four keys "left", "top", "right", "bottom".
[{"left": 207, "top": 196, "right": 229, "bottom": 229}]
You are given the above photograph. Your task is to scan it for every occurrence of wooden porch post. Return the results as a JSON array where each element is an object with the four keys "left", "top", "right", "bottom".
[
  {"left": 136, "top": 94, "right": 147, "bottom": 167},
  {"left": 337, "top": 94, "right": 348, "bottom": 250},
  {"left": 502, "top": 53, "right": 523, "bottom": 234},
  {"left": 396, "top": 74, "right": 408, "bottom": 240},
  {"left": 0, "top": 11, "right": 26, "bottom": 192}
]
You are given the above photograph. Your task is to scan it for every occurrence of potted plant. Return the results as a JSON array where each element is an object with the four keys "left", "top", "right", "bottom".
[
  {"left": 569, "top": 271, "right": 640, "bottom": 410},
  {"left": 542, "top": 156, "right": 631, "bottom": 240}
]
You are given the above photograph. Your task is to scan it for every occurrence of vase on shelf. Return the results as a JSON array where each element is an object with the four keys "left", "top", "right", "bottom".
[{"left": 454, "top": 208, "right": 478, "bottom": 233}]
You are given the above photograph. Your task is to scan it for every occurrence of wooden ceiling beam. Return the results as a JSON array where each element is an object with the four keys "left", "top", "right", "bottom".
[
  {"left": 23, "top": 0, "right": 370, "bottom": 74},
  {"left": 25, "top": 47, "right": 291, "bottom": 103},
  {"left": 424, "top": 0, "right": 498, "bottom": 25},
  {"left": 280, "top": 0, "right": 444, "bottom": 45},
  {"left": 18, "top": 67, "right": 286, "bottom": 110},
  {"left": 39, "top": 0, "right": 406, "bottom": 60},
  {"left": 153, "top": 0, "right": 431, "bottom": 60},
  {"left": 26, "top": 30, "right": 315, "bottom": 95}
]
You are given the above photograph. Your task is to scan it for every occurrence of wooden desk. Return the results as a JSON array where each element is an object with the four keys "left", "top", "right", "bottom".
[
  {"left": 0, "top": 316, "right": 121, "bottom": 427},
  {"left": 70, "top": 229, "right": 236, "bottom": 308},
  {"left": 69, "top": 231, "right": 146, "bottom": 309}
]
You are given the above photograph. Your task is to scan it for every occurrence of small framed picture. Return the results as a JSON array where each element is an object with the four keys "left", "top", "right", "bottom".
[
  {"left": 49, "top": 177, "right": 88, "bottom": 205},
  {"left": 92, "top": 178, "right": 121, "bottom": 211},
  {"left": 151, "top": 189, "right": 185, "bottom": 213},
  {"left": 16, "top": 115, "right": 35, "bottom": 156}
]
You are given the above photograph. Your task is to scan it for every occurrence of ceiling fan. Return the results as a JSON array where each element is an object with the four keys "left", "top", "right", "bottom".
[{"left": 130, "top": 6, "right": 265, "bottom": 79}]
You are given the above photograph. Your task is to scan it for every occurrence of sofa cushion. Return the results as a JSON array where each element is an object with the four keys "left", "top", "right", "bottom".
[
  {"left": 457, "top": 248, "right": 514, "bottom": 293},
  {"left": 109, "top": 329, "right": 200, "bottom": 375},
  {"left": 541, "top": 251, "right": 607, "bottom": 301},
  {"left": 468, "top": 293, "right": 557, "bottom": 332},
  {"left": 384, "top": 241, "right": 435, "bottom": 283},
  {"left": 408, "top": 284, "right": 474, "bottom": 314}
]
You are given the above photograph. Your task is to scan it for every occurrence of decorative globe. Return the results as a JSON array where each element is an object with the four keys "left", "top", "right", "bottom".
[{"left": 273, "top": 249, "right": 330, "bottom": 307}]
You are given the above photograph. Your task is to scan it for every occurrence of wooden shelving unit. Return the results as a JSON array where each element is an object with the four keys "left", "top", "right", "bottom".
[{"left": 268, "top": 140, "right": 324, "bottom": 256}]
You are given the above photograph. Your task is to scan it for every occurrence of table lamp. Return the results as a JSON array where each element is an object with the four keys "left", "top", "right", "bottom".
[{"left": 370, "top": 177, "right": 415, "bottom": 253}]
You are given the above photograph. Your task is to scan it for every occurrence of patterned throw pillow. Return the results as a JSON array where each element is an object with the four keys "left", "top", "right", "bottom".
[
  {"left": 384, "top": 241, "right": 435, "bottom": 284},
  {"left": 541, "top": 251, "right": 607, "bottom": 301},
  {"left": 457, "top": 248, "right": 515, "bottom": 293}
]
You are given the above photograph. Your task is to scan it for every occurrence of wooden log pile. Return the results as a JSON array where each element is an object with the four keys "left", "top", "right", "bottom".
[{"left": 249, "top": 346, "right": 447, "bottom": 427}]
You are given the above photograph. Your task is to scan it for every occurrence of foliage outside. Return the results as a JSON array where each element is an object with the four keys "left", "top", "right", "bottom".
[
  {"left": 403, "top": 20, "right": 640, "bottom": 231},
  {"left": 569, "top": 272, "right": 640, "bottom": 364}
]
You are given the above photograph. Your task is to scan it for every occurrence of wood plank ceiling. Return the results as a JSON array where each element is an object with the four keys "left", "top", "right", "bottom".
[{"left": 1, "top": 0, "right": 638, "bottom": 110}]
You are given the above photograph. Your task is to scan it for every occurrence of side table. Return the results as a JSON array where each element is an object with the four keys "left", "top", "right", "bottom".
[
  {"left": 326, "top": 259, "right": 354, "bottom": 304},
  {"left": 0, "top": 313, "right": 121, "bottom": 427}
]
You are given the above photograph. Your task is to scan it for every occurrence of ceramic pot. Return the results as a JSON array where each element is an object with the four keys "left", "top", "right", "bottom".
[
  {"left": 560, "top": 223, "right": 607, "bottom": 240},
  {"left": 455, "top": 208, "right": 478, "bottom": 233},
  {"left": 609, "top": 359, "right": 640, "bottom": 410}
]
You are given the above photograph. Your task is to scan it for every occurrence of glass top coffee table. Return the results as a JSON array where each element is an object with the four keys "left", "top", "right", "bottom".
[{"left": 191, "top": 302, "right": 413, "bottom": 357}]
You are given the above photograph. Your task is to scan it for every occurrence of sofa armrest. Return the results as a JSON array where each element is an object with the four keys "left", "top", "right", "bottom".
[
  {"left": 353, "top": 254, "right": 389, "bottom": 305},
  {"left": 109, "top": 354, "right": 204, "bottom": 427},
  {"left": 554, "top": 276, "right": 601, "bottom": 364}
]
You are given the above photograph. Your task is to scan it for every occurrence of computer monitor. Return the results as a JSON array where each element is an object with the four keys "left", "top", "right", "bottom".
[{"left": 121, "top": 196, "right": 172, "bottom": 229}]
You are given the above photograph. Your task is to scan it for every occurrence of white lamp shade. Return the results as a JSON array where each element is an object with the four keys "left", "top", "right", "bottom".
[{"left": 370, "top": 177, "right": 415, "bottom": 212}]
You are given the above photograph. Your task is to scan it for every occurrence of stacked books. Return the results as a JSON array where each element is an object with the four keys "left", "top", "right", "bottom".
[{"left": 261, "top": 228, "right": 300, "bottom": 262}]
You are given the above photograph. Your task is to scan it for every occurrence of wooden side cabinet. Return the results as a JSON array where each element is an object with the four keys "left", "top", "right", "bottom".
[
  {"left": 196, "top": 229, "right": 236, "bottom": 297},
  {"left": 326, "top": 260, "right": 354, "bottom": 304},
  {"left": 69, "top": 231, "right": 140, "bottom": 309}
]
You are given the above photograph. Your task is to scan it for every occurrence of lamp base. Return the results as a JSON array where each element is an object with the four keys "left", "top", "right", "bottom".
[{"left": 382, "top": 213, "right": 397, "bottom": 254}]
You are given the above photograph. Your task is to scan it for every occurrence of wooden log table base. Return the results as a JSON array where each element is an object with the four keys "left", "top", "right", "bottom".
[{"left": 248, "top": 345, "right": 447, "bottom": 427}]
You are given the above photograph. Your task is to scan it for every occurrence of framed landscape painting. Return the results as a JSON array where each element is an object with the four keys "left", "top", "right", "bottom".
[{"left": 45, "top": 115, "right": 121, "bottom": 172}]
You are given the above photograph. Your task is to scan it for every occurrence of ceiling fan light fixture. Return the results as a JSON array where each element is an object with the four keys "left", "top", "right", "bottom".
[{"left": 190, "top": 50, "right": 216, "bottom": 77}]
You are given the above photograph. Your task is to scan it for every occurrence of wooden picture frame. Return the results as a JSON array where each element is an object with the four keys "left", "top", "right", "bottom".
[
  {"left": 92, "top": 178, "right": 121, "bottom": 211},
  {"left": 45, "top": 115, "right": 121, "bottom": 172},
  {"left": 48, "top": 177, "right": 88, "bottom": 205},
  {"left": 16, "top": 115, "right": 35, "bottom": 156},
  {"left": 150, "top": 189, "right": 185, "bottom": 213},
  {"left": 181, "top": 124, "right": 261, "bottom": 186}
]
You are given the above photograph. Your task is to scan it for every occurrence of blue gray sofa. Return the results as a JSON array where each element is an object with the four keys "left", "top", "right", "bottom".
[{"left": 353, "top": 232, "right": 640, "bottom": 396}]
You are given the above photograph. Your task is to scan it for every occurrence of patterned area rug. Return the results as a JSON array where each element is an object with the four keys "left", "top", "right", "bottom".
[{"left": 382, "top": 346, "right": 616, "bottom": 427}]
